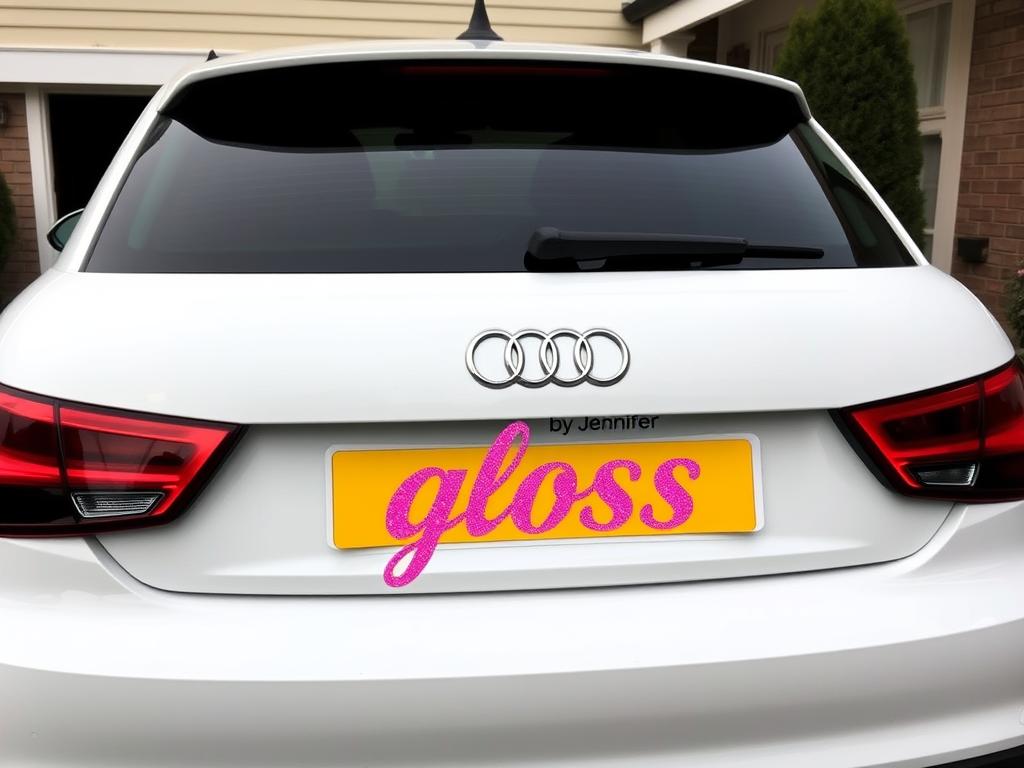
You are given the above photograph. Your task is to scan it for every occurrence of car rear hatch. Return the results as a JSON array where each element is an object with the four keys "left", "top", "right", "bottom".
[
  {"left": 1, "top": 267, "right": 1010, "bottom": 593},
  {"left": 0, "top": 53, "right": 1012, "bottom": 594}
]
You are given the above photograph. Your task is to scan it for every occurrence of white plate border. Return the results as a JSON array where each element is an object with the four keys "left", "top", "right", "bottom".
[{"left": 324, "top": 428, "right": 765, "bottom": 553}]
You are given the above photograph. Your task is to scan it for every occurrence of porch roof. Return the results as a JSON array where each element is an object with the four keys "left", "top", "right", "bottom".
[{"left": 622, "top": 0, "right": 751, "bottom": 44}]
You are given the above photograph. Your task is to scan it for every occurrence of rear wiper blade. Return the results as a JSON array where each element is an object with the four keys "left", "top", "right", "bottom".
[{"left": 524, "top": 227, "right": 825, "bottom": 271}]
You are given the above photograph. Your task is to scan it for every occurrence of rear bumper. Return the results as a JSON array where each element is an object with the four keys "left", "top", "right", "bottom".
[{"left": 1, "top": 501, "right": 1023, "bottom": 768}]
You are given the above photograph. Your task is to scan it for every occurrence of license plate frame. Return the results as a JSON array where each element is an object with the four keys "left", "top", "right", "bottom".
[{"left": 326, "top": 428, "right": 764, "bottom": 551}]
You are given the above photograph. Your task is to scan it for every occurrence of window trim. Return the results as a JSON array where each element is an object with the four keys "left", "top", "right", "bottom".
[{"left": 898, "top": 0, "right": 975, "bottom": 272}]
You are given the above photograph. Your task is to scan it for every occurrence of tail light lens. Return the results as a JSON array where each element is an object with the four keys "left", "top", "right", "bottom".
[
  {"left": 0, "top": 384, "right": 240, "bottom": 536},
  {"left": 837, "top": 360, "right": 1024, "bottom": 501}
]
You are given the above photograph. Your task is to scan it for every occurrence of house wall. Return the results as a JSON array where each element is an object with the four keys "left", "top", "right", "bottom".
[
  {"left": 715, "top": 0, "right": 810, "bottom": 70},
  {"left": 0, "top": 0, "right": 640, "bottom": 49},
  {"left": 951, "top": 0, "right": 1024, "bottom": 335},
  {"left": 0, "top": 93, "right": 39, "bottom": 306}
]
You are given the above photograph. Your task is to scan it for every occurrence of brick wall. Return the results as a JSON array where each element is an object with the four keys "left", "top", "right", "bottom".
[
  {"left": 0, "top": 92, "right": 40, "bottom": 309},
  {"left": 953, "top": 0, "right": 1024, "bottom": 338}
]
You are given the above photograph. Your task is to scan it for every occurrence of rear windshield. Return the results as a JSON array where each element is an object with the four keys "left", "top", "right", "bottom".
[{"left": 85, "top": 60, "right": 915, "bottom": 273}]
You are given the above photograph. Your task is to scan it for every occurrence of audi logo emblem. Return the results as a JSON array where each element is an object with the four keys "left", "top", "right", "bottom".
[{"left": 466, "top": 329, "right": 630, "bottom": 389}]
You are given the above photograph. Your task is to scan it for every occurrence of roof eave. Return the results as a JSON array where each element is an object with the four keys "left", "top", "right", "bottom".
[{"left": 622, "top": 0, "right": 678, "bottom": 23}]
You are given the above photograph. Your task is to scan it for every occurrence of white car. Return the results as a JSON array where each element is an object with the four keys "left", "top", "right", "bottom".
[{"left": 1, "top": 36, "right": 1023, "bottom": 768}]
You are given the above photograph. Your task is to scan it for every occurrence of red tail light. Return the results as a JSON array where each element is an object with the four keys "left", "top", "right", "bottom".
[
  {"left": 0, "top": 384, "right": 240, "bottom": 536},
  {"left": 837, "top": 360, "right": 1024, "bottom": 501}
]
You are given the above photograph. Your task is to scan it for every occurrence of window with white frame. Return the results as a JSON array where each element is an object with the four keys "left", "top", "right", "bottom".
[
  {"left": 904, "top": 0, "right": 953, "bottom": 260},
  {"left": 907, "top": 3, "right": 952, "bottom": 108},
  {"left": 760, "top": 27, "right": 789, "bottom": 74}
]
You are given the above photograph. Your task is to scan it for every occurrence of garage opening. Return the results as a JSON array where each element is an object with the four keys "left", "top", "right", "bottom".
[{"left": 48, "top": 93, "right": 152, "bottom": 217}]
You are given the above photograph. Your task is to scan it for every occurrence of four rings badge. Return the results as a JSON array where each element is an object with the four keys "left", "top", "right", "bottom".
[{"left": 466, "top": 329, "right": 630, "bottom": 389}]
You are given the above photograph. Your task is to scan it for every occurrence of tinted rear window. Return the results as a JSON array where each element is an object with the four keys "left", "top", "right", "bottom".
[{"left": 85, "top": 60, "right": 914, "bottom": 273}]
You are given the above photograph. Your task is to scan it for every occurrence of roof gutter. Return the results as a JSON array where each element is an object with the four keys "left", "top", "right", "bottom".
[{"left": 621, "top": 0, "right": 678, "bottom": 23}]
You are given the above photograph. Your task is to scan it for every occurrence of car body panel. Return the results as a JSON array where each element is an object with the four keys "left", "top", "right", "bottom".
[
  {"left": 0, "top": 267, "right": 1009, "bottom": 425},
  {"left": 95, "top": 412, "right": 950, "bottom": 594},
  {"left": 0, "top": 501, "right": 1022, "bottom": 766},
  {"left": 3, "top": 39, "right": 1023, "bottom": 766}
]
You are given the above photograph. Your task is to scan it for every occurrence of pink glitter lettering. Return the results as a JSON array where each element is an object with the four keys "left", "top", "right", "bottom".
[
  {"left": 380, "top": 422, "right": 703, "bottom": 587},
  {"left": 640, "top": 458, "right": 700, "bottom": 530},
  {"left": 383, "top": 467, "right": 468, "bottom": 587}
]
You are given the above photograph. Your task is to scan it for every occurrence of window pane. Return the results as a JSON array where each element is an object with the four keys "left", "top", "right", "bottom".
[
  {"left": 906, "top": 3, "right": 951, "bottom": 107},
  {"left": 761, "top": 27, "right": 789, "bottom": 74},
  {"left": 86, "top": 60, "right": 913, "bottom": 273},
  {"left": 921, "top": 133, "right": 942, "bottom": 231}
]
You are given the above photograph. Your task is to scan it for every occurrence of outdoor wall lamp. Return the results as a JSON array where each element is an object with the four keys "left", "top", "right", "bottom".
[
  {"left": 0, "top": 101, "right": 8, "bottom": 128},
  {"left": 957, "top": 236, "right": 989, "bottom": 264}
]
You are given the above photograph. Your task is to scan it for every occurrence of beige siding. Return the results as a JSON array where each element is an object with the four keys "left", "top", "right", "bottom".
[{"left": 0, "top": 0, "right": 641, "bottom": 50}]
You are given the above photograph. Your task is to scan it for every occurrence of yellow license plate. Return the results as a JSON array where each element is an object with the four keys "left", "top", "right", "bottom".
[{"left": 331, "top": 428, "right": 761, "bottom": 554}]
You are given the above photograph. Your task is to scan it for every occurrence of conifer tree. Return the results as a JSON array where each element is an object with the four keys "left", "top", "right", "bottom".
[{"left": 777, "top": 0, "right": 926, "bottom": 245}]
